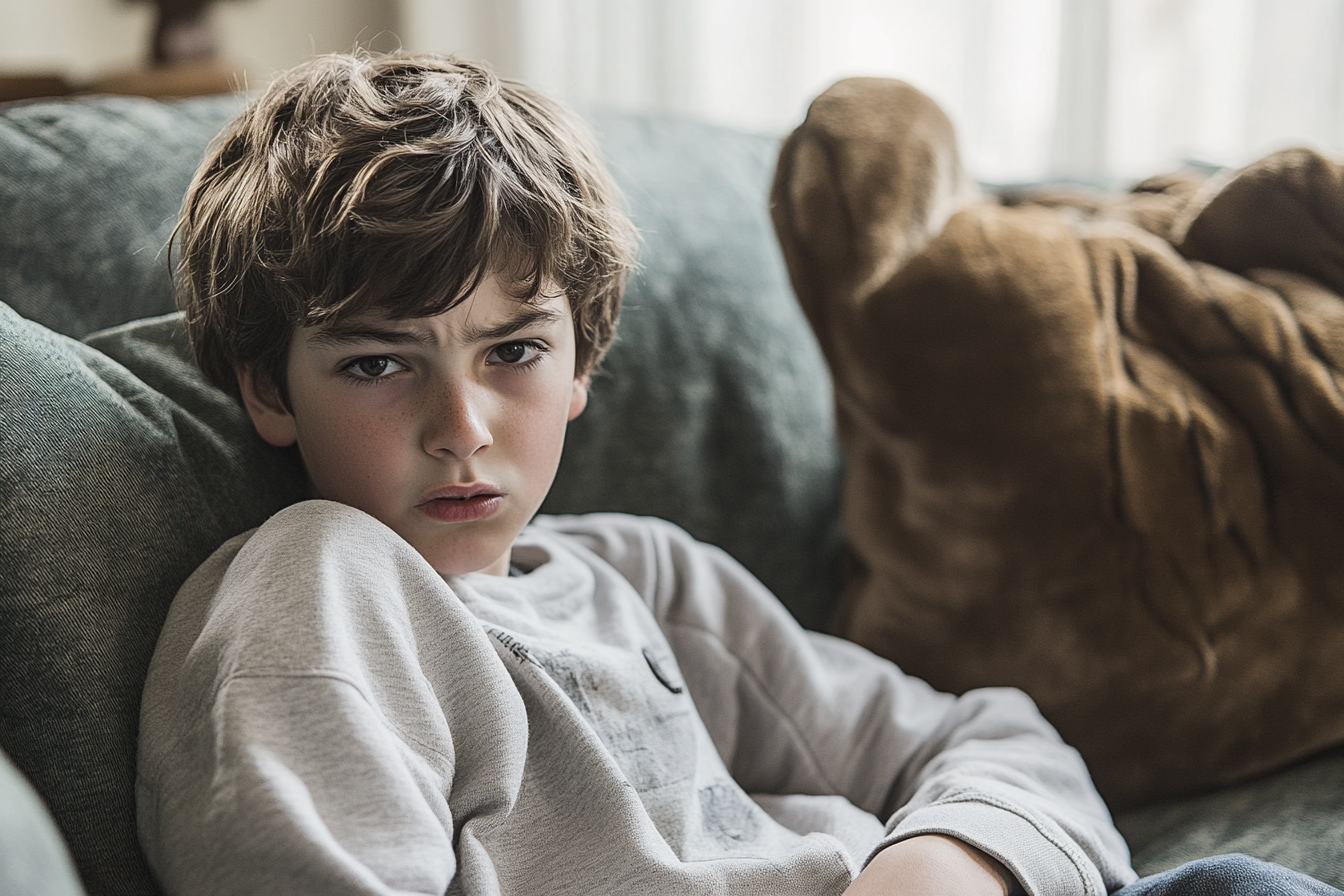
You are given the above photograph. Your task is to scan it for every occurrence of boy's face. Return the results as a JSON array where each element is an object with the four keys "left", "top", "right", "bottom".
[{"left": 238, "top": 274, "right": 588, "bottom": 577}]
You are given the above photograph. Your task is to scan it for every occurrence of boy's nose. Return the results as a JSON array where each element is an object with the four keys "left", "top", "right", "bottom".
[{"left": 422, "top": 379, "right": 494, "bottom": 459}]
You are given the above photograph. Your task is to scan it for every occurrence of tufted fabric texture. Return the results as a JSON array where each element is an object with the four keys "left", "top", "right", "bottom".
[{"left": 770, "top": 77, "right": 1344, "bottom": 808}]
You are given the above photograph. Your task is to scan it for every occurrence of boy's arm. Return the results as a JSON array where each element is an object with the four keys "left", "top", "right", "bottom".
[
  {"left": 138, "top": 501, "right": 524, "bottom": 896},
  {"left": 542, "top": 513, "right": 1136, "bottom": 896},
  {"left": 140, "top": 671, "right": 460, "bottom": 896},
  {"left": 846, "top": 835, "right": 1015, "bottom": 896}
]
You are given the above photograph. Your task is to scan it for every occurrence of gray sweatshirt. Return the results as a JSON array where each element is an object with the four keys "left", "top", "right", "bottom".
[{"left": 137, "top": 500, "right": 1136, "bottom": 896}]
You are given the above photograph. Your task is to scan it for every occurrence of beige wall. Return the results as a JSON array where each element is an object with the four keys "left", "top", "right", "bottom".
[
  {"left": 0, "top": 0, "right": 401, "bottom": 86},
  {"left": 397, "top": 0, "right": 522, "bottom": 79}
]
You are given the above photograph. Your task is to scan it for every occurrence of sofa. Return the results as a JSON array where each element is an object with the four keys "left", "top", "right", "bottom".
[{"left": 0, "top": 89, "right": 1340, "bottom": 896}]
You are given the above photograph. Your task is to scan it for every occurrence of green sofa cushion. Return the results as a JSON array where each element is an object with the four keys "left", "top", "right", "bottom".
[
  {"left": 0, "top": 95, "right": 245, "bottom": 338},
  {"left": 0, "top": 307, "right": 307, "bottom": 894},
  {"left": 1116, "top": 744, "right": 1344, "bottom": 886},
  {"left": 545, "top": 111, "right": 844, "bottom": 631}
]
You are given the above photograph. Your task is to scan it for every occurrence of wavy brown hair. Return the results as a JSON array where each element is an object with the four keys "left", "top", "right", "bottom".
[{"left": 175, "top": 51, "right": 639, "bottom": 399}]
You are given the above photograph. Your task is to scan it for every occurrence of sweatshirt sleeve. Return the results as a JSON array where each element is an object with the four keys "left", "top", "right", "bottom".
[
  {"left": 142, "top": 672, "right": 459, "bottom": 896},
  {"left": 541, "top": 513, "right": 1138, "bottom": 896},
  {"left": 138, "top": 501, "right": 529, "bottom": 896}
]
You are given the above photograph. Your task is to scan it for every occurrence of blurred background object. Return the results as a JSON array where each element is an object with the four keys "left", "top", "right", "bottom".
[
  {"left": 140, "top": 0, "right": 224, "bottom": 65},
  {"left": 0, "top": 0, "right": 399, "bottom": 99},
  {"left": 0, "top": 0, "right": 1341, "bottom": 197},
  {"left": 397, "top": 0, "right": 1344, "bottom": 186},
  {"left": 88, "top": 0, "right": 238, "bottom": 96}
]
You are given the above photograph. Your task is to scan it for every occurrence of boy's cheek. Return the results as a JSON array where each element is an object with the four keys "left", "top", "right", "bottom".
[{"left": 294, "top": 419, "right": 401, "bottom": 505}]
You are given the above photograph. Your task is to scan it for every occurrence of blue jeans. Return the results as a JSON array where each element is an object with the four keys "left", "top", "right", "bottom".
[{"left": 1116, "top": 855, "right": 1343, "bottom": 895}]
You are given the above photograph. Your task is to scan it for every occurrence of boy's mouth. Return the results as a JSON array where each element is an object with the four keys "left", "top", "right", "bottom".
[{"left": 417, "top": 484, "right": 504, "bottom": 523}]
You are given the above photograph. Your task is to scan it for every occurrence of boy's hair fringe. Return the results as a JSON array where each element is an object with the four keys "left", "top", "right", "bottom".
[{"left": 176, "top": 51, "right": 639, "bottom": 398}]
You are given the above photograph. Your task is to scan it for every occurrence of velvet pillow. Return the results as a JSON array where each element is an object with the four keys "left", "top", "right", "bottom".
[{"left": 771, "top": 77, "right": 1344, "bottom": 807}]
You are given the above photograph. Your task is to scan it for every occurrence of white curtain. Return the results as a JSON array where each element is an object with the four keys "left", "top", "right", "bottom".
[{"left": 399, "top": 0, "right": 1344, "bottom": 186}]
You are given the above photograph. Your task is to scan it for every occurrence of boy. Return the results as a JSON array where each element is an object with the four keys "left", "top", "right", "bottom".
[{"left": 135, "top": 52, "right": 1335, "bottom": 896}]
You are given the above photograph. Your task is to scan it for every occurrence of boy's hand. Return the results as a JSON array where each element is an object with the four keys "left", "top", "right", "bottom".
[{"left": 843, "top": 834, "right": 1015, "bottom": 896}]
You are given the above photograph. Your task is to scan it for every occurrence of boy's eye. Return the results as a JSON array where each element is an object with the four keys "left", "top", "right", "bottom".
[
  {"left": 489, "top": 341, "right": 543, "bottom": 366},
  {"left": 343, "top": 356, "right": 406, "bottom": 379}
]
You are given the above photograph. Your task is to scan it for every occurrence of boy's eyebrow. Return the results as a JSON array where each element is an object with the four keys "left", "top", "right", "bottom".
[
  {"left": 308, "top": 323, "right": 427, "bottom": 347},
  {"left": 459, "top": 305, "right": 565, "bottom": 342},
  {"left": 310, "top": 305, "right": 565, "bottom": 347}
]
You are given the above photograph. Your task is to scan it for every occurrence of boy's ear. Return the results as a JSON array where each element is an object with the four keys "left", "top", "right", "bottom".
[
  {"left": 236, "top": 365, "right": 299, "bottom": 447},
  {"left": 568, "top": 371, "right": 590, "bottom": 421}
]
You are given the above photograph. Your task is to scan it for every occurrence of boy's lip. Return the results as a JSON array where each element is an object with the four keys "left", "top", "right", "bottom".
[
  {"left": 416, "top": 484, "right": 504, "bottom": 524},
  {"left": 418, "top": 483, "right": 503, "bottom": 503}
]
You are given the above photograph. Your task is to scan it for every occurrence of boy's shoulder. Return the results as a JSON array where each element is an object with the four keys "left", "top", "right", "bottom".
[
  {"left": 528, "top": 511, "right": 710, "bottom": 575},
  {"left": 527, "top": 511, "right": 761, "bottom": 617},
  {"left": 531, "top": 510, "right": 692, "bottom": 544}
]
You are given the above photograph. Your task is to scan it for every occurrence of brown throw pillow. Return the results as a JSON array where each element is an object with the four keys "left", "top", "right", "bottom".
[{"left": 771, "top": 76, "right": 1344, "bottom": 807}]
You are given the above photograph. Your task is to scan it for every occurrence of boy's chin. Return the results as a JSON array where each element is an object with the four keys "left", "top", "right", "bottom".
[{"left": 414, "top": 538, "right": 514, "bottom": 578}]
